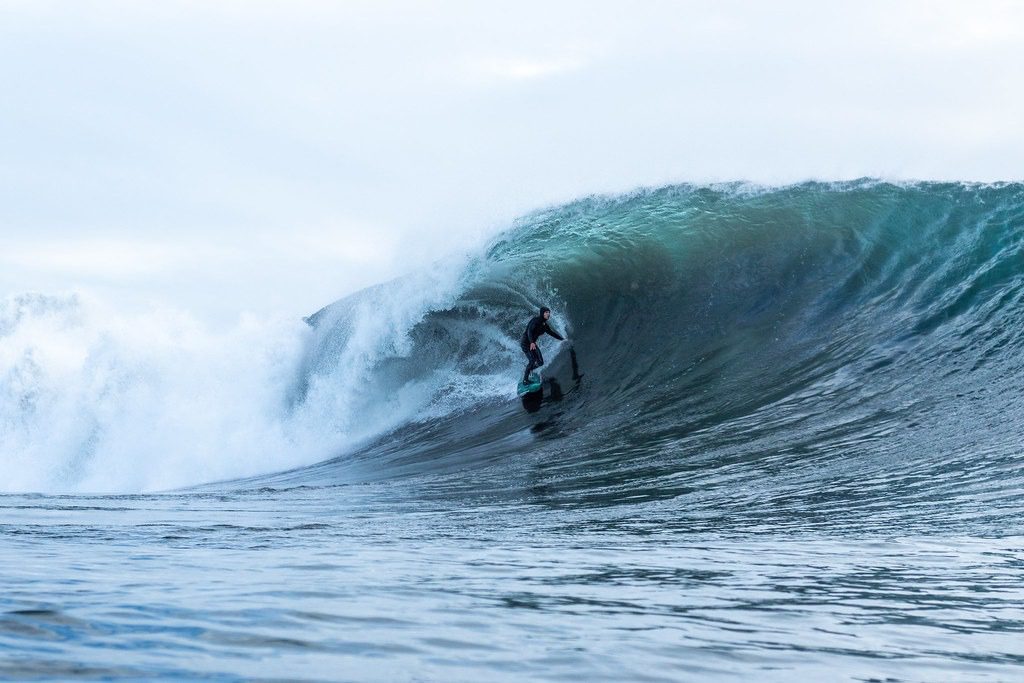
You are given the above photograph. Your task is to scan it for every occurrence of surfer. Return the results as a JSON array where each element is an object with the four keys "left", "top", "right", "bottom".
[{"left": 521, "top": 306, "right": 565, "bottom": 384}]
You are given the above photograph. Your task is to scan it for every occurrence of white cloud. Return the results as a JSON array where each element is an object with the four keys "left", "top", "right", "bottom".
[
  {"left": 465, "top": 55, "right": 589, "bottom": 83},
  {"left": 0, "top": 240, "right": 203, "bottom": 279},
  {"left": 0, "top": 0, "right": 1022, "bottom": 319},
  {"left": 874, "top": 0, "right": 1024, "bottom": 51}
]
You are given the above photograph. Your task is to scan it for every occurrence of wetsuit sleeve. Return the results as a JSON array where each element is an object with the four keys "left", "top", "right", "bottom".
[{"left": 544, "top": 323, "right": 564, "bottom": 341}]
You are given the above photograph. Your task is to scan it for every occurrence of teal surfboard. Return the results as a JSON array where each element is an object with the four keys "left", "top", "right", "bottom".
[{"left": 517, "top": 373, "right": 542, "bottom": 396}]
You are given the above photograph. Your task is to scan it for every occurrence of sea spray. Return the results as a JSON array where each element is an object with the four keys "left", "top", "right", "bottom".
[{"left": 4, "top": 180, "right": 1024, "bottom": 501}]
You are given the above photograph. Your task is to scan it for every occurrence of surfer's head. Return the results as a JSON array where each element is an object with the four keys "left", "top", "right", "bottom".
[{"left": 540, "top": 306, "right": 551, "bottom": 320}]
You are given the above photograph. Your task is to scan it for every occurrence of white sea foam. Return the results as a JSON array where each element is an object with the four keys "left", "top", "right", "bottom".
[{"left": 0, "top": 253, "right": 520, "bottom": 494}]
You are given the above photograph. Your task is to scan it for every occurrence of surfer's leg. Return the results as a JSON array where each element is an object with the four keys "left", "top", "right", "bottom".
[
  {"left": 523, "top": 347, "right": 544, "bottom": 382},
  {"left": 528, "top": 348, "right": 544, "bottom": 377}
]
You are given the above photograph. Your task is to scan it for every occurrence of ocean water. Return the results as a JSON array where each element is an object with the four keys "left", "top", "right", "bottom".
[{"left": 2, "top": 181, "right": 1024, "bottom": 681}]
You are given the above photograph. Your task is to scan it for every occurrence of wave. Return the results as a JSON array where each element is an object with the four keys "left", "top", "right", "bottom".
[
  {"left": 283, "top": 180, "right": 1024, "bottom": 512},
  {"left": 4, "top": 180, "right": 1024, "bottom": 503}
]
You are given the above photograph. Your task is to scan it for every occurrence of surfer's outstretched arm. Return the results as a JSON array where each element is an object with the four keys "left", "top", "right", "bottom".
[{"left": 544, "top": 323, "right": 565, "bottom": 341}]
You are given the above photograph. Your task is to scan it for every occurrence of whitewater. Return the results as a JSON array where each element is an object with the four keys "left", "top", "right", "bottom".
[{"left": 2, "top": 181, "right": 1023, "bottom": 681}]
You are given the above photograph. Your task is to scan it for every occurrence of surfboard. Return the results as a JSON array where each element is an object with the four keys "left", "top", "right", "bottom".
[{"left": 517, "top": 373, "right": 542, "bottom": 396}]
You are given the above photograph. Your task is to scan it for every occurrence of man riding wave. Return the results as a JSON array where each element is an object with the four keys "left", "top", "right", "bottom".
[{"left": 521, "top": 306, "right": 565, "bottom": 384}]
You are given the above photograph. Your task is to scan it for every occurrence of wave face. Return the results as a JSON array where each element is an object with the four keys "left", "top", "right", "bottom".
[
  {"left": 286, "top": 180, "right": 1024, "bottom": 526},
  {"left": 4, "top": 181, "right": 1024, "bottom": 508}
]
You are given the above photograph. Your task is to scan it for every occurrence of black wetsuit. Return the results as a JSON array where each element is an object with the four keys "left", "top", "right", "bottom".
[{"left": 521, "top": 316, "right": 564, "bottom": 382}]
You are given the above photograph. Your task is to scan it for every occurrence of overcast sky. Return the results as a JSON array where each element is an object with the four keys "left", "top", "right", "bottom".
[{"left": 2, "top": 0, "right": 1022, "bottom": 320}]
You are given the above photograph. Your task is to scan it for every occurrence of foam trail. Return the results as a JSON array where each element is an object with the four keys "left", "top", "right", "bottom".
[
  {"left": 0, "top": 251, "right": 517, "bottom": 493},
  {"left": 1, "top": 293, "right": 309, "bottom": 491}
]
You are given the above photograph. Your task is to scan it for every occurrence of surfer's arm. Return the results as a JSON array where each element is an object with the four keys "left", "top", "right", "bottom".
[{"left": 545, "top": 324, "right": 565, "bottom": 341}]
